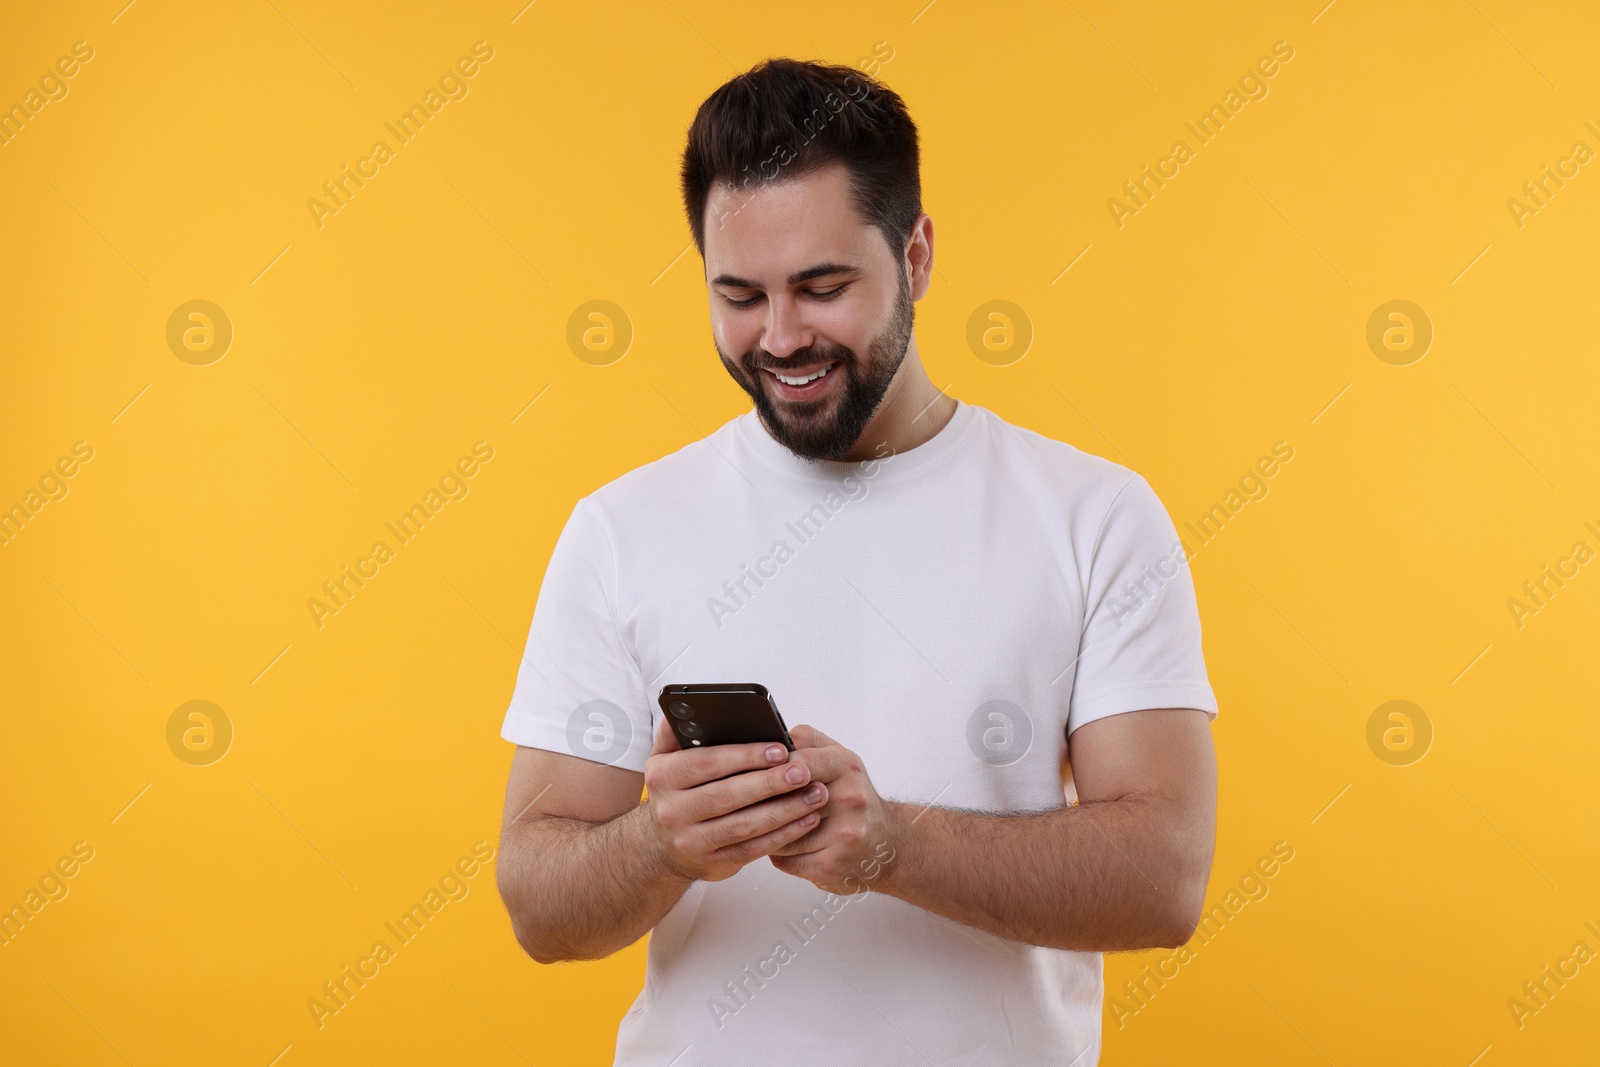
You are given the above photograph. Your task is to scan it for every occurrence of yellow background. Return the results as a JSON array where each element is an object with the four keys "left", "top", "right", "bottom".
[{"left": 3, "top": 0, "right": 1597, "bottom": 1063}]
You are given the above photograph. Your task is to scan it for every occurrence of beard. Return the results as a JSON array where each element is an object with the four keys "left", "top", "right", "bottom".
[{"left": 717, "top": 268, "right": 915, "bottom": 462}]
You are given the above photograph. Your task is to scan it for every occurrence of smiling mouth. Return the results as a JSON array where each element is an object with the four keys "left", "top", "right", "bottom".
[{"left": 767, "top": 363, "right": 835, "bottom": 386}]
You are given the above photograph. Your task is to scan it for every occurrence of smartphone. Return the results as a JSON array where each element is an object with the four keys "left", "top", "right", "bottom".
[{"left": 657, "top": 683, "right": 795, "bottom": 752}]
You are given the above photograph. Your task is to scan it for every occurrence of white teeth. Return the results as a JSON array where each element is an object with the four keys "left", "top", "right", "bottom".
[{"left": 773, "top": 364, "right": 832, "bottom": 386}]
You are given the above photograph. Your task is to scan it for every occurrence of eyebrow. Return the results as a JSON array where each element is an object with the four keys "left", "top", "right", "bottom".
[{"left": 709, "top": 262, "right": 863, "bottom": 289}]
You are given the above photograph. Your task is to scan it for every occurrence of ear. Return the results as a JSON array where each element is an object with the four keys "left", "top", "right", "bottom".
[{"left": 788, "top": 724, "right": 839, "bottom": 749}]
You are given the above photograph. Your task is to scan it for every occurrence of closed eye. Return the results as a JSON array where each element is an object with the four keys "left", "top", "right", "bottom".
[{"left": 724, "top": 285, "right": 848, "bottom": 309}]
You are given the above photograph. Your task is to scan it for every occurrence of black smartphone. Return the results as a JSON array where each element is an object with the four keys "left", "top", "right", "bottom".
[{"left": 657, "top": 683, "right": 795, "bottom": 752}]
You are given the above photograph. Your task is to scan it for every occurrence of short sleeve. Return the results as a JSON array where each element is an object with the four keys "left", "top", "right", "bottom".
[
  {"left": 500, "top": 495, "right": 653, "bottom": 771},
  {"left": 1066, "top": 473, "right": 1218, "bottom": 737}
]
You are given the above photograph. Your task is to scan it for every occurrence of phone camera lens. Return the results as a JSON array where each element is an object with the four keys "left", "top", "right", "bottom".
[
  {"left": 679, "top": 720, "right": 702, "bottom": 739},
  {"left": 668, "top": 701, "right": 694, "bottom": 720}
]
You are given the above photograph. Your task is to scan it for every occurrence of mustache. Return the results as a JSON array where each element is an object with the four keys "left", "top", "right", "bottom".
[{"left": 746, "top": 348, "right": 853, "bottom": 372}]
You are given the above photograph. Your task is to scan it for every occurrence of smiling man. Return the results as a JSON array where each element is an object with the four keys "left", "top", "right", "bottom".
[
  {"left": 706, "top": 165, "right": 920, "bottom": 463},
  {"left": 496, "top": 58, "right": 1220, "bottom": 1066}
]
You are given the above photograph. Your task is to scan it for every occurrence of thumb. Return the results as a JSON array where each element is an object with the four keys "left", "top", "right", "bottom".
[
  {"left": 650, "top": 709, "right": 682, "bottom": 756},
  {"left": 789, "top": 723, "right": 838, "bottom": 749}
]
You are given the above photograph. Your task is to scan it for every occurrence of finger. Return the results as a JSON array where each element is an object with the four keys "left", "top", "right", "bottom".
[
  {"left": 649, "top": 711, "right": 681, "bottom": 756},
  {"left": 768, "top": 820, "right": 827, "bottom": 857},
  {"left": 701, "top": 780, "right": 827, "bottom": 846},
  {"left": 786, "top": 744, "right": 854, "bottom": 785},
  {"left": 788, "top": 723, "right": 838, "bottom": 750},
  {"left": 691, "top": 760, "right": 819, "bottom": 823},
  {"left": 718, "top": 807, "right": 822, "bottom": 867},
  {"left": 652, "top": 738, "right": 795, "bottom": 792},
  {"left": 766, "top": 790, "right": 833, "bottom": 856},
  {"left": 767, "top": 852, "right": 812, "bottom": 880}
]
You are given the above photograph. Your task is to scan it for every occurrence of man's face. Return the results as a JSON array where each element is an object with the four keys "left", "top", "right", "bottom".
[{"left": 703, "top": 161, "right": 915, "bottom": 461}]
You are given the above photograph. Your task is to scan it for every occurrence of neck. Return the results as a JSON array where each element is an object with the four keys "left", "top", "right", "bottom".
[{"left": 840, "top": 341, "right": 955, "bottom": 461}]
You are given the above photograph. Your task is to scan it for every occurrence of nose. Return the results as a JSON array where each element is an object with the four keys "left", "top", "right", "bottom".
[{"left": 762, "top": 294, "right": 814, "bottom": 361}]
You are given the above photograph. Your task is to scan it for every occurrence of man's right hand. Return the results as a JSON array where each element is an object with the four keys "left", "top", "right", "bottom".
[{"left": 642, "top": 714, "right": 829, "bottom": 882}]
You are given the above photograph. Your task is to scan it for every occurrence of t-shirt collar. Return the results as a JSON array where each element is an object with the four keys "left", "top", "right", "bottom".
[{"left": 733, "top": 397, "right": 978, "bottom": 484}]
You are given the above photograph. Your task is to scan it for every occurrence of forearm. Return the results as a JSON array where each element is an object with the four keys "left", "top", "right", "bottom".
[
  {"left": 498, "top": 801, "right": 691, "bottom": 964},
  {"left": 877, "top": 795, "right": 1209, "bottom": 952}
]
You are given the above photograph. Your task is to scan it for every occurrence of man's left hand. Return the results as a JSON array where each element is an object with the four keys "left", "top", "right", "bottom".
[{"left": 768, "top": 724, "right": 900, "bottom": 895}]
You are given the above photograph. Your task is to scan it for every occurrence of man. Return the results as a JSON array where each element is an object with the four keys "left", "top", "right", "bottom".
[{"left": 496, "top": 57, "right": 1218, "bottom": 1066}]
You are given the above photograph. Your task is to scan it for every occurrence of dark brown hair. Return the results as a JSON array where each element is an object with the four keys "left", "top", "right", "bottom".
[{"left": 680, "top": 57, "right": 921, "bottom": 262}]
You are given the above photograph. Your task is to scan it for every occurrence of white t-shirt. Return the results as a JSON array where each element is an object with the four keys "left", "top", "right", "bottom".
[{"left": 501, "top": 398, "right": 1217, "bottom": 1066}]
